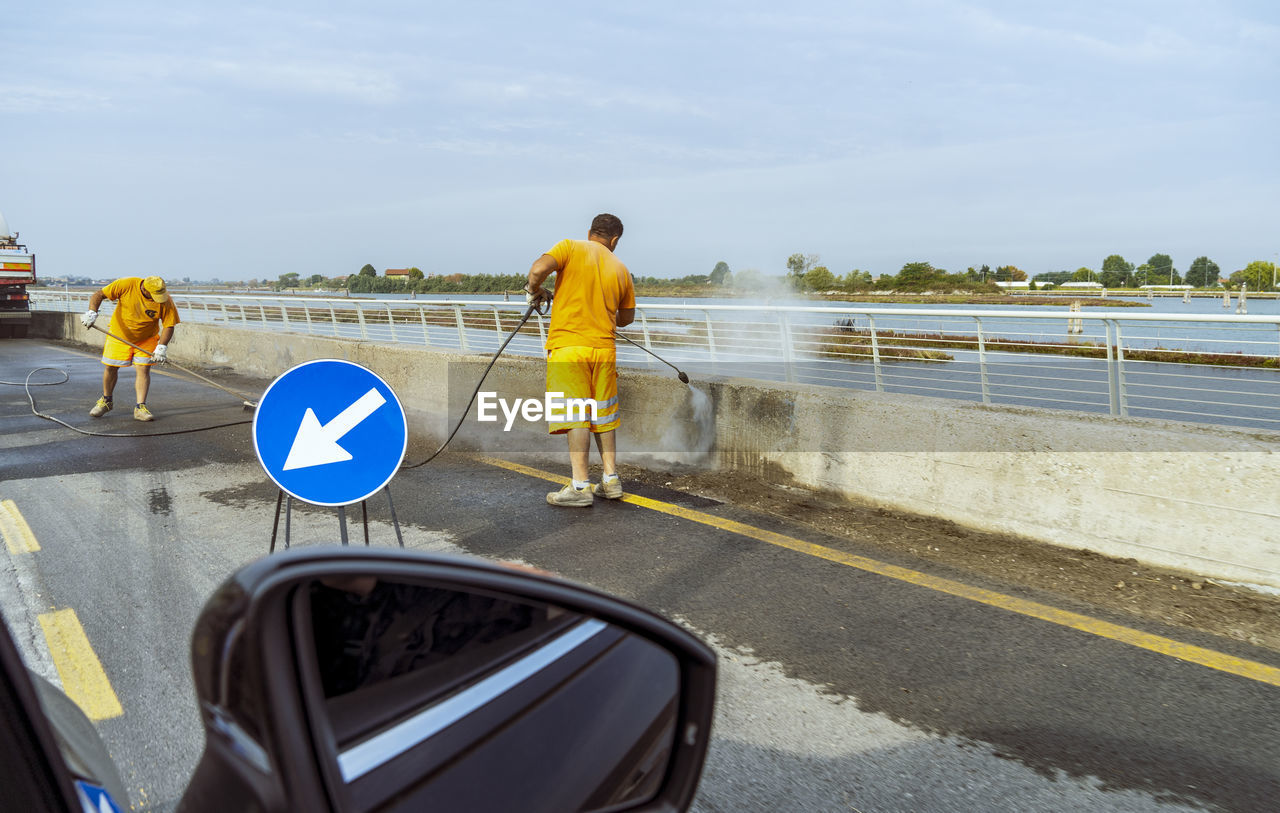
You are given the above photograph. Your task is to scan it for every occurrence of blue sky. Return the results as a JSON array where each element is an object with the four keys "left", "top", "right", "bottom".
[{"left": 6, "top": 1, "right": 1278, "bottom": 282}]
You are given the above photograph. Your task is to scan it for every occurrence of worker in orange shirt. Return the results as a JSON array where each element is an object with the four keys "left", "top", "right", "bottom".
[
  {"left": 80, "top": 276, "right": 180, "bottom": 421},
  {"left": 525, "top": 214, "right": 636, "bottom": 506}
]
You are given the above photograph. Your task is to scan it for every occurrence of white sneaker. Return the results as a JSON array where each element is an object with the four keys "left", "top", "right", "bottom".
[
  {"left": 592, "top": 478, "right": 623, "bottom": 500},
  {"left": 546, "top": 484, "right": 593, "bottom": 507}
]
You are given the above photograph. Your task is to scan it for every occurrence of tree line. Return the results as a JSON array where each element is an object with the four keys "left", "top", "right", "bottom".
[
  {"left": 272, "top": 265, "right": 526, "bottom": 294},
  {"left": 267, "top": 253, "right": 1276, "bottom": 295},
  {"left": 1032, "top": 254, "right": 1274, "bottom": 290},
  {"left": 782, "top": 252, "right": 1276, "bottom": 292}
]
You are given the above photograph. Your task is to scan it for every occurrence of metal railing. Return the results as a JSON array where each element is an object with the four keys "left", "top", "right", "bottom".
[{"left": 33, "top": 292, "right": 1280, "bottom": 432}]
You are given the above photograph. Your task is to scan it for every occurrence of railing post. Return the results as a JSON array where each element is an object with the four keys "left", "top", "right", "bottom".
[
  {"left": 220, "top": 302, "right": 228, "bottom": 323},
  {"left": 868, "top": 315, "right": 883, "bottom": 392},
  {"left": 637, "top": 311, "right": 654, "bottom": 368},
  {"left": 280, "top": 299, "right": 290, "bottom": 329},
  {"left": 419, "top": 305, "right": 431, "bottom": 346},
  {"left": 704, "top": 310, "right": 718, "bottom": 362},
  {"left": 1104, "top": 320, "right": 1128, "bottom": 416},
  {"left": 356, "top": 306, "right": 368, "bottom": 340},
  {"left": 1104, "top": 321, "right": 1117, "bottom": 415},
  {"left": 975, "top": 317, "right": 990, "bottom": 404},
  {"left": 454, "top": 305, "right": 469, "bottom": 351},
  {"left": 494, "top": 307, "right": 504, "bottom": 350},
  {"left": 1113, "top": 321, "right": 1129, "bottom": 417},
  {"left": 258, "top": 303, "right": 267, "bottom": 325},
  {"left": 304, "top": 302, "right": 312, "bottom": 333},
  {"left": 386, "top": 304, "right": 396, "bottom": 343},
  {"left": 328, "top": 305, "right": 337, "bottom": 337}
]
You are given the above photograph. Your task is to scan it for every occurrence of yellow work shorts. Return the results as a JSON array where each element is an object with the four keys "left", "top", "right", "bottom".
[
  {"left": 101, "top": 333, "right": 159, "bottom": 367},
  {"left": 545, "top": 346, "right": 619, "bottom": 434}
]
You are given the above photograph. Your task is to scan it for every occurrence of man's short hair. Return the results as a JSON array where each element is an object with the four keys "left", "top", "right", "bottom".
[{"left": 589, "top": 213, "right": 624, "bottom": 241}]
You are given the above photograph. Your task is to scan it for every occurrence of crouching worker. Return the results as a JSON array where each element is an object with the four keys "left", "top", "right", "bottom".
[
  {"left": 525, "top": 214, "right": 636, "bottom": 507},
  {"left": 80, "top": 276, "right": 180, "bottom": 421}
]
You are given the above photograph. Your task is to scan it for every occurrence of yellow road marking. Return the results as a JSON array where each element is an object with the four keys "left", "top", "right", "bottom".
[
  {"left": 0, "top": 499, "right": 41, "bottom": 554},
  {"left": 478, "top": 456, "right": 1280, "bottom": 688},
  {"left": 37, "top": 609, "right": 124, "bottom": 720}
]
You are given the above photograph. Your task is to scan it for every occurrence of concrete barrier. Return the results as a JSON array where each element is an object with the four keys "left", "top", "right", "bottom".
[{"left": 33, "top": 312, "right": 1280, "bottom": 590}]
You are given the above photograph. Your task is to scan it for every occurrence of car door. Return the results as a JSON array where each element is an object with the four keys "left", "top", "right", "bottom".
[{"left": 0, "top": 614, "right": 128, "bottom": 813}]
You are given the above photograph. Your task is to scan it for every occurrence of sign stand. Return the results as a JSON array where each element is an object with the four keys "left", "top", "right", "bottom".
[
  {"left": 269, "top": 487, "right": 405, "bottom": 553},
  {"left": 253, "top": 359, "right": 410, "bottom": 554}
]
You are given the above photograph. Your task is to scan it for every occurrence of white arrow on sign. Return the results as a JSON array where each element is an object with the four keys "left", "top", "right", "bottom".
[{"left": 282, "top": 388, "right": 388, "bottom": 471}]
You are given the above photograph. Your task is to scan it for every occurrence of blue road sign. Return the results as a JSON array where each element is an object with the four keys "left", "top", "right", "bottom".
[
  {"left": 253, "top": 359, "right": 407, "bottom": 506},
  {"left": 75, "top": 780, "right": 125, "bottom": 812}
]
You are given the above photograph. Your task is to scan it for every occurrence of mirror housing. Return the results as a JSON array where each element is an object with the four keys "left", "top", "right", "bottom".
[{"left": 179, "top": 549, "right": 717, "bottom": 813}]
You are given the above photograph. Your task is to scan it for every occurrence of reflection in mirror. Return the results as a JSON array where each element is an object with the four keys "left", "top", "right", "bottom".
[
  {"left": 309, "top": 575, "right": 571, "bottom": 700},
  {"left": 296, "top": 577, "right": 680, "bottom": 813}
]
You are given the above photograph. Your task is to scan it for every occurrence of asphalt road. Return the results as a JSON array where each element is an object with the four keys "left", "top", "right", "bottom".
[{"left": 2, "top": 338, "right": 1278, "bottom": 812}]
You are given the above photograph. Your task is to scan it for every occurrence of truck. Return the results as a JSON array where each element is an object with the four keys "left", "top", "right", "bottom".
[{"left": 0, "top": 211, "right": 35, "bottom": 338}]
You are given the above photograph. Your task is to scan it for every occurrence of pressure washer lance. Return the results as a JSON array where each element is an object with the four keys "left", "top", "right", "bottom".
[
  {"left": 614, "top": 331, "right": 690, "bottom": 384},
  {"left": 88, "top": 323, "right": 258, "bottom": 409}
]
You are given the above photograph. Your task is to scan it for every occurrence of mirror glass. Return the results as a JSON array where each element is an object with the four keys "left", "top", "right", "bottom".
[{"left": 296, "top": 576, "right": 680, "bottom": 813}]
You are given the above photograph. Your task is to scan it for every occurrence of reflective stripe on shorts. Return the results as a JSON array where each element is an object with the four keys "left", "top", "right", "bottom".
[
  {"left": 546, "top": 346, "right": 619, "bottom": 434},
  {"left": 101, "top": 334, "right": 159, "bottom": 367}
]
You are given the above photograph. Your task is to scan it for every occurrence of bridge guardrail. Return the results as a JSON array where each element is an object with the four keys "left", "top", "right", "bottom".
[{"left": 33, "top": 292, "right": 1280, "bottom": 432}]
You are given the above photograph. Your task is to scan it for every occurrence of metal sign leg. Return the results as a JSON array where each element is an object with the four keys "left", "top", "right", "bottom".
[
  {"left": 385, "top": 487, "right": 405, "bottom": 549},
  {"left": 269, "top": 490, "right": 284, "bottom": 553},
  {"left": 270, "top": 489, "right": 401, "bottom": 551}
]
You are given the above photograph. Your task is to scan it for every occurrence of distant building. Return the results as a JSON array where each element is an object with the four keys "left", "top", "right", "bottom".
[
  {"left": 385, "top": 268, "right": 411, "bottom": 277},
  {"left": 1060, "top": 281, "right": 1104, "bottom": 288},
  {"left": 994, "top": 280, "right": 1030, "bottom": 289}
]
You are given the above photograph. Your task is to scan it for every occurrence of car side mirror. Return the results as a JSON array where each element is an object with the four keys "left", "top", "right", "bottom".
[{"left": 178, "top": 549, "right": 717, "bottom": 813}]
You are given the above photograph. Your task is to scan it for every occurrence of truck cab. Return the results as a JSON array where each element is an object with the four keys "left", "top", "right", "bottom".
[{"left": 0, "top": 212, "right": 35, "bottom": 338}]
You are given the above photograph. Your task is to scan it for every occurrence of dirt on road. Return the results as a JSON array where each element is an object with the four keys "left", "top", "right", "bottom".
[{"left": 621, "top": 464, "right": 1280, "bottom": 655}]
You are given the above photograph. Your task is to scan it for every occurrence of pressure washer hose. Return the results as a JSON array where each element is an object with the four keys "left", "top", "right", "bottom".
[
  {"left": 401, "top": 303, "right": 539, "bottom": 469},
  {"left": 4, "top": 366, "right": 252, "bottom": 437},
  {"left": 8, "top": 305, "right": 540, "bottom": 443}
]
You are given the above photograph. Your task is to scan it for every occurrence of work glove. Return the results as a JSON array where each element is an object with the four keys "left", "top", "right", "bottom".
[
  {"left": 524, "top": 285, "right": 553, "bottom": 315},
  {"left": 151, "top": 344, "right": 168, "bottom": 364},
  {"left": 80, "top": 310, "right": 98, "bottom": 328}
]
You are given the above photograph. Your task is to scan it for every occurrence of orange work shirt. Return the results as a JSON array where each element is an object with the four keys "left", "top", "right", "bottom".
[
  {"left": 544, "top": 239, "right": 635, "bottom": 350},
  {"left": 101, "top": 277, "right": 181, "bottom": 344}
]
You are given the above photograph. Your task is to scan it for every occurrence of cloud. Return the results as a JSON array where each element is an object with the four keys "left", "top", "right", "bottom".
[
  {"left": 204, "top": 57, "right": 401, "bottom": 104},
  {"left": 6, "top": 85, "right": 112, "bottom": 113}
]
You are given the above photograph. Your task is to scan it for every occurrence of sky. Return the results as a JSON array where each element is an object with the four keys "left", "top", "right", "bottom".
[{"left": 5, "top": 1, "right": 1278, "bottom": 282}]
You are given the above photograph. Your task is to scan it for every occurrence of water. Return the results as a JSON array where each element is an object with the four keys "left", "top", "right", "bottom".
[
  {"left": 271, "top": 289, "right": 1280, "bottom": 315},
  {"left": 687, "top": 385, "right": 714, "bottom": 451},
  {"left": 655, "top": 384, "right": 716, "bottom": 462},
  {"left": 618, "top": 294, "right": 1280, "bottom": 356}
]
